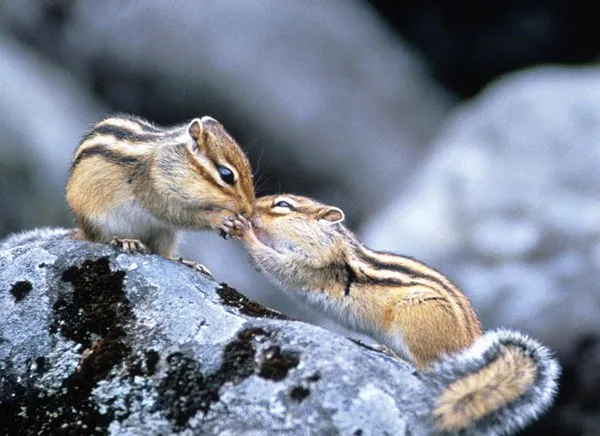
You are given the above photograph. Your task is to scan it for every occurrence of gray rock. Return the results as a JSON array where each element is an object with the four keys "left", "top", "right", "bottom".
[
  {"left": 0, "top": 238, "right": 437, "bottom": 435},
  {"left": 0, "top": 237, "right": 560, "bottom": 435},
  {"left": 362, "top": 65, "right": 600, "bottom": 360}
]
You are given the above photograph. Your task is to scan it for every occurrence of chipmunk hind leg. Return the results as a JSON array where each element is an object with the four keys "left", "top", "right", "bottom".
[
  {"left": 387, "top": 300, "right": 473, "bottom": 370},
  {"left": 145, "top": 228, "right": 179, "bottom": 257},
  {"left": 112, "top": 227, "right": 180, "bottom": 256},
  {"left": 75, "top": 215, "right": 109, "bottom": 243}
]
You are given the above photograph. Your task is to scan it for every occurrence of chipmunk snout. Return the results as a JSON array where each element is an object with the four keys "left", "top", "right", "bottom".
[{"left": 234, "top": 202, "right": 252, "bottom": 220}]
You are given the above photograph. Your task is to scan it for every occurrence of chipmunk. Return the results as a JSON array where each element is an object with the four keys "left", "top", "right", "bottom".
[
  {"left": 221, "top": 194, "right": 560, "bottom": 433},
  {"left": 1, "top": 115, "right": 255, "bottom": 276},
  {"left": 221, "top": 194, "right": 482, "bottom": 369}
]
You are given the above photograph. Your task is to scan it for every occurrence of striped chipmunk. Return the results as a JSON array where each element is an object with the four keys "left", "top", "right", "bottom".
[
  {"left": 221, "top": 194, "right": 560, "bottom": 434},
  {"left": 1, "top": 115, "right": 255, "bottom": 276}
]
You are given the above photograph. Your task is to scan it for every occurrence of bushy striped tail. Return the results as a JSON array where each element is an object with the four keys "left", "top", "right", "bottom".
[{"left": 424, "top": 329, "right": 560, "bottom": 435}]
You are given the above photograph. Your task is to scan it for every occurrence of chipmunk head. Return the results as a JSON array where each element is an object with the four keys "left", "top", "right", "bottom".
[
  {"left": 178, "top": 116, "right": 255, "bottom": 227},
  {"left": 251, "top": 194, "right": 346, "bottom": 264}
]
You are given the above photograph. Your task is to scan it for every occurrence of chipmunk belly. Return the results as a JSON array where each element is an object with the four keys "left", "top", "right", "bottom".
[
  {"left": 263, "top": 268, "right": 351, "bottom": 322},
  {"left": 256, "top": 255, "right": 420, "bottom": 362},
  {"left": 298, "top": 288, "right": 352, "bottom": 322},
  {"left": 90, "top": 199, "right": 169, "bottom": 242},
  {"left": 299, "top": 288, "right": 415, "bottom": 361}
]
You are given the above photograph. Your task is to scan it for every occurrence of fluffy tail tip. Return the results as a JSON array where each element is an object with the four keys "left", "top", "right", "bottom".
[
  {"left": 426, "top": 328, "right": 560, "bottom": 435},
  {"left": 0, "top": 227, "right": 74, "bottom": 252}
]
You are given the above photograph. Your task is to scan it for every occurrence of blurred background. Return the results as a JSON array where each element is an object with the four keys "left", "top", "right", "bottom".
[{"left": 1, "top": 1, "right": 599, "bottom": 433}]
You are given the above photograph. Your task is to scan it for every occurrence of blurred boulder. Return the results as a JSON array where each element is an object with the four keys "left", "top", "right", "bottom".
[
  {"left": 0, "top": 34, "right": 106, "bottom": 235},
  {"left": 362, "top": 66, "right": 600, "bottom": 357},
  {"left": 361, "top": 67, "right": 600, "bottom": 433},
  {"left": 1, "top": 0, "right": 452, "bottom": 224}
]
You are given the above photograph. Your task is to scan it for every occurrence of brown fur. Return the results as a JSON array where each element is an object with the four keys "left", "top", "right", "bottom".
[
  {"left": 69, "top": 156, "right": 130, "bottom": 216},
  {"left": 224, "top": 194, "right": 481, "bottom": 369}
]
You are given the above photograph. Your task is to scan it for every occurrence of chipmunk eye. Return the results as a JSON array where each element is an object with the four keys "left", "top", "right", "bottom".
[
  {"left": 218, "top": 166, "right": 235, "bottom": 185},
  {"left": 274, "top": 200, "right": 294, "bottom": 209}
]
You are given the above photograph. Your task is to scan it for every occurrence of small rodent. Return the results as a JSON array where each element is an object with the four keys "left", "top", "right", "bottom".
[
  {"left": 65, "top": 114, "right": 255, "bottom": 274},
  {"left": 221, "top": 194, "right": 560, "bottom": 433},
  {"left": 222, "top": 194, "right": 481, "bottom": 369}
]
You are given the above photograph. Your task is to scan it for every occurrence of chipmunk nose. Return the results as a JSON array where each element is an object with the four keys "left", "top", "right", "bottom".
[{"left": 236, "top": 202, "right": 253, "bottom": 219}]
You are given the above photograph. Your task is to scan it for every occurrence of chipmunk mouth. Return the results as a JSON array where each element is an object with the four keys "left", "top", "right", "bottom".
[
  {"left": 251, "top": 222, "right": 290, "bottom": 254},
  {"left": 252, "top": 226, "right": 276, "bottom": 249}
]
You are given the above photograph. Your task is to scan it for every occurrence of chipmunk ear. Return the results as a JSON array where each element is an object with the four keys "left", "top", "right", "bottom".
[
  {"left": 318, "top": 206, "right": 345, "bottom": 224},
  {"left": 188, "top": 118, "right": 211, "bottom": 154},
  {"left": 188, "top": 118, "right": 203, "bottom": 141}
]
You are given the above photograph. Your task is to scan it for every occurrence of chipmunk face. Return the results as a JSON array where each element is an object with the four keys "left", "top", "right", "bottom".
[
  {"left": 251, "top": 194, "right": 345, "bottom": 261},
  {"left": 181, "top": 117, "right": 255, "bottom": 224}
]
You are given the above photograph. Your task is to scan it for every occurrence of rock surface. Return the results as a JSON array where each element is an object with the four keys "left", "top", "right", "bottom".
[
  {"left": 362, "top": 66, "right": 600, "bottom": 435},
  {"left": 0, "top": 238, "right": 442, "bottom": 435}
]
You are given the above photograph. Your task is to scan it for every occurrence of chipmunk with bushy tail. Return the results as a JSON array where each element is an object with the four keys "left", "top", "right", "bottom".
[
  {"left": 1, "top": 115, "right": 255, "bottom": 275},
  {"left": 221, "top": 194, "right": 559, "bottom": 434}
]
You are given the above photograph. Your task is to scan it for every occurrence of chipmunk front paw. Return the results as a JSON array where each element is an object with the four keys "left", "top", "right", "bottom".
[
  {"left": 219, "top": 215, "right": 249, "bottom": 240},
  {"left": 110, "top": 237, "right": 150, "bottom": 254}
]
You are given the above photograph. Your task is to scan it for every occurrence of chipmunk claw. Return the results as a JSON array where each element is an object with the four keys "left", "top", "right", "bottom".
[
  {"left": 219, "top": 227, "right": 230, "bottom": 239},
  {"left": 110, "top": 237, "right": 150, "bottom": 254},
  {"left": 369, "top": 344, "right": 405, "bottom": 361},
  {"left": 171, "top": 257, "right": 214, "bottom": 279},
  {"left": 219, "top": 220, "right": 234, "bottom": 239}
]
